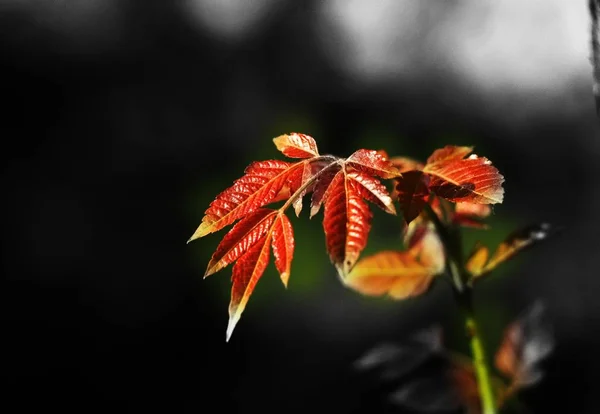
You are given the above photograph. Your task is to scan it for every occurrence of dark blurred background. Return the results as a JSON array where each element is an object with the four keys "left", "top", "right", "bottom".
[{"left": 2, "top": 0, "right": 599, "bottom": 412}]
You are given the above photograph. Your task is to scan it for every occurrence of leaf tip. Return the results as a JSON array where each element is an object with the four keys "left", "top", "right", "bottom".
[
  {"left": 280, "top": 272, "right": 290, "bottom": 288},
  {"left": 188, "top": 222, "right": 211, "bottom": 243},
  {"left": 226, "top": 315, "right": 240, "bottom": 342}
]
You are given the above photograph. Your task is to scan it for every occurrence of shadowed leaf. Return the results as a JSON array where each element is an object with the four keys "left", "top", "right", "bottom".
[
  {"left": 309, "top": 164, "right": 341, "bottom": 218},
  {"left": 395, "top": 170, "right": 431, "bottom": 223},
  {"left": 495, "top": 301, "right": 554, "bottom": 390},
  {"left": 354, "top": 327, "right": 461, "bottom": 414}
]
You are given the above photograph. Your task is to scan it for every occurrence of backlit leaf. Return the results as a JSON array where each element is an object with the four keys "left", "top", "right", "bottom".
[
  {"left": 395, "top": 170, "right": 430, "bottom": 223},
  {"left": 271, "top": 213, "right": 294, "bottom": 287},
  {"left": 426, "top": 145, "right": 474, "bottom": 165},
  {"left": 345, "top": 225, "right": 444, "bottom": 300},
  {"left": 464, "top": 243, "right": 489, "bottom": 278},
  {"left": 205, "top": 209, "right": 277, "bottom": 277},
  {"left": 347, "top": 170, "right": 396, "bottom": 214},
  {"left": 345, "top": 251, "right": 435, "bottom": 299},
  {"left": 424, "top": 154, "right": 504, "bottom": 204},
  {"left": 322, "top": 169, "right": 373, "bottom": 277},
  {"left": 227, "top": 234, "right": 272, "bottom": 341},
  {"left": 347, "top": 149, "right": 402, "bottom": 179},
  {"left": 273, "top": 133, "right": 319, "bottom": 158},
  {"left": 189, "top": 160, "right": 302, "bottom": 241},
  {"left": 477, "top": 222, "right": 557, "bottom": 277}
]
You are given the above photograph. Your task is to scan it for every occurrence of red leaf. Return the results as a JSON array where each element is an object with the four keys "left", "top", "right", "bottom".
[
  {"left": 189, "top": 160, "right": 303, "bottom": 241},
  {"left": 395, "top": 170, "right": 431, "bottom": 223},
  {"left": 424, "top": 153, "right": 504, "bottom": 204},
  {"left": 322, "top": 169, "right": 373, "bottom": 277},
  {"left": 271, "top": 213, "right": 294, "bottom": 287},
  {"left": 273, "top": 133, "right": 320, "bottom": 158},
  {"left": 205, "top": 209, "right": 277, "bottom": 277},
  {"left": 347, "top": 170, "right": 396, "bottom": 215},
  {"left": 227, "top": 234, "right": 272, "bottom": 341},
  {"left": 347, "top": 149, "right": 401, "bottom": 179}
]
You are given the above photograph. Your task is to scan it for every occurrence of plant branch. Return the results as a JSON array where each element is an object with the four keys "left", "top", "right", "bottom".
[
  {"left": 466, "top": 315, "right": 497, "bottom": 414},
  {"left": 423, "top": 201, "right": 496, "bottom": 414}
]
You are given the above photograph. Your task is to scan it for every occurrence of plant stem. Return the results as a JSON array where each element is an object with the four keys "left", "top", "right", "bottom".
[
  {"left": 423, "top": 202, "right": 496, "bottom": 414},
  {"left": 466, "top": 315, "right": 496, "bottom": 414}
]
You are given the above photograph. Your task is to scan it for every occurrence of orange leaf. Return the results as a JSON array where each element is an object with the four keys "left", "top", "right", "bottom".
[
  {"left": 464, "top": 242, "right": 489, "bottom": 277},
  {"left": 347, "top": 149, "right": 401, "bottom": 179},
  {"left": 205, "top": 209, "right": 277, "bottom": 277},
  {"left": 271, "top": 213, "right": 294, "bottom": 287},
  {"left": 227, "top": 233, "right": 272, "bottom": 341},
  {"left": 479, "top": 223, "right": 556, "bottom": 277},
  {"left": 189, "top": 160, "right": 303, "bottom": 241},
  {"left": 426, "top": 145, "right": 474, "bottom": 165},
  {"left": 273, "top": 133, "right": 319, "bottom": 158},
  {"left": 345, "top": 220, "right": 444, "bottom": 299},
  {"left": 395, "top": 170, "right": 430, "bottom": 223},
  {"left": 344, "top": 250, "right": 441, "bottom": 300},
  {"left": 408, "top": 224, "right": 445, "bottom": 272},
  {"left": 322, "top": 168, "right": 373, "bottom": 277},
  {"left": 423, "top": 152, "right": 504, "bottom": 204}
]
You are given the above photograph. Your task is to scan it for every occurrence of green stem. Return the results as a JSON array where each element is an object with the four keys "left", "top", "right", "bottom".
[
  {"left": 466, "top": 316, "right": 497, "bottom": 414},
  {"left": 423, "top": 202, "right": 496, "bottom": 414}
]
